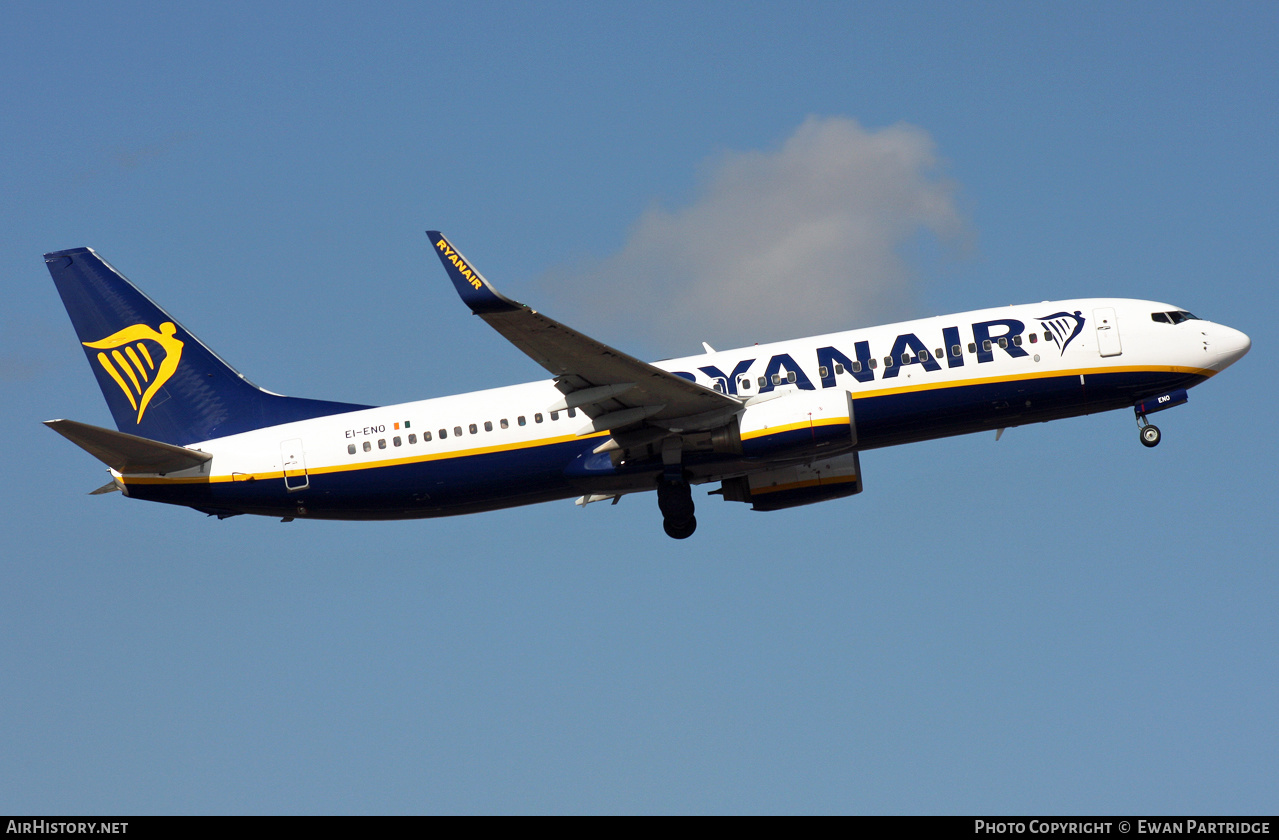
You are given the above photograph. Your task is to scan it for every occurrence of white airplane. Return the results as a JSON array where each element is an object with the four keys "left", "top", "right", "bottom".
[{"left": 44, "top": 232, "right": 1251, "bottom": 538}]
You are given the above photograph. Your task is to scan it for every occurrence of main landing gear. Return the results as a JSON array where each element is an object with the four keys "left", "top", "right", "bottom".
[
  {"left": 658, "top": 478, "right": 696, "bottom": 539},
  {"left": 1137, "top": 415, "right": 1161, "bottom": 448},
  {"left": 657, "top": 436, "right": 696, "bottom": 539}
]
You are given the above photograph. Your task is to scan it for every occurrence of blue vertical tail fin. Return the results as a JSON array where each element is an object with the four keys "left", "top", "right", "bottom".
[{"left": 45, "top": 247, "right": 371, "bottom": 445}]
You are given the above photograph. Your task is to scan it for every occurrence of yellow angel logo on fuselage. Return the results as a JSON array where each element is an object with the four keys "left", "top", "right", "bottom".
[{"left": 83, "top": 322, "right": 184, "bottom": 424}]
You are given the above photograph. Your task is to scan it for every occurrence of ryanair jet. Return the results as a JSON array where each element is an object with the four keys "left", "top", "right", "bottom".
[{"left": 44, "top": 232, "right": 1251, "bottom": 539}]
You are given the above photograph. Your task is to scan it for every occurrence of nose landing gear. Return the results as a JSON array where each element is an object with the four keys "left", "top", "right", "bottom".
[{"left": 1133, "top": 389, "right": 1188, "bottom": 448}]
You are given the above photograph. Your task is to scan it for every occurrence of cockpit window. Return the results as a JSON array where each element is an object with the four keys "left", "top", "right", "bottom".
[
  {"left": 1151, "top": 312, "right": 1170, "bottom": 324},
  {"left": 1152, "top": 310, "right": 1200, "bottom": 324}
]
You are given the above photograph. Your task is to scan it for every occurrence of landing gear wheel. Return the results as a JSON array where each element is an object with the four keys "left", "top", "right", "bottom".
[
  {"left": 1140, "top": 424, "right": 1161, "bottom": 448},
  {"left": 663, "top": 516, "right": 697, "bottom": 540},
  {"left": 657, "top": 475, "right": 696, "bottom": 539}
]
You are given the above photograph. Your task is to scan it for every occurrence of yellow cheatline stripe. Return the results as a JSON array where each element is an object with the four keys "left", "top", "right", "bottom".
[
  {"left": 731, "top": 363, "right": 1207, "bottom": 441},
  {"left": 740, "top": 416, "right": 849, "bottom": 442},
  {"left": 120, "top": 364, "right": 1212, "bottom": 486},
  {"left": 96, "top": 352, "right": 138, "bottom": 411},
  {"left": 121, "top": 429, "right": 611, "bottom": 485},
  {"left": 753, "top": 474, "right": 859, "bottom": 495},
  {"left": 857, "top": 363, "right": 1213, "bottom": 400}
]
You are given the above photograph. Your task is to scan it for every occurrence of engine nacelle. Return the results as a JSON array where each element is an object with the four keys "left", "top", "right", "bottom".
[
  {"left": 738, "top": 389, "right": 856, "bottom": 459},
  {"left": 718, "top": 451, "right": 863, "bottom": 512}
]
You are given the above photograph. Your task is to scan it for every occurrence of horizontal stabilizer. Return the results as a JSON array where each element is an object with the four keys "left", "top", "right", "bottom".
[{"left": 45, "top": 419, "right": 213, "bottom": 475}]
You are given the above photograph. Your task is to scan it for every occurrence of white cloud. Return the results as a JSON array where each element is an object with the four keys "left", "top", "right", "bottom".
[{"left": 542, "top": 116, "right": 968, "bottom": 353}]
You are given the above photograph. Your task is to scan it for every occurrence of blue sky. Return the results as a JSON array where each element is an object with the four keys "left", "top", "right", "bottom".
[{"left": 2, "top": 1, "right": 1276, "bottom": 814}]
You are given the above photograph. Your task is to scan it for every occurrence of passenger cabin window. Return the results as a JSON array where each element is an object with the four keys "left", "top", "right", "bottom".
[
  {"left": 500, "top": 419, "right": 509, "bottom": 429},
  {"left": 518, "top": 416, "right": 526, "bottom": 426},
  {"left": 484, "top": 421, "right": 493, "bottom": 432},
  {"left": 787, "top": 371, "right": 797, "bottom": 383},
  {"left": 851, "top": 361, "right": 862, "bottom": 373},
  {"left": 997, "top": 337, "right": 1008, "bottom": 349},
  {"left": 454, "top": 426, "right": 462, "bottom": 437},
  {"left": 739, "top": 377, "right": 752, "bottom": 391},
  {"left": 408, "top": 434, "right": 417, "bottom": 444},
  {"left": 363, "top": 441, "right": 371, "bottom": 452},
  {"left": 884, "top": 356, "right": 894, "bottom": 368},
  {"left": 968, "top": 342, "right": 976, "bottom": 353},
  {"left": 834, "top": 363, "right": 844, "bottom": 374},
  {"left": 901, "top": 353, "right": 911, "bottom": 364},
  {"left": 378, "top": 439, "right": 386, "bottom": 449},
  {"left": 348, "top": 444, "right": 357, "bottom": 455},
  {"left": 869, "top": 358, "right": 878, "bottom": 369},
  {"left": 535, "top": 413, "right": 543, "bottom": 423},
  {"left": 469, "top": 423, "right": 477, "bottom": 434},
  {"left": 951, "top": 345, "right": 962, "bottom": 357},
  {"left": 1012, "top": 335, "right": 1023, "bottom": 346},
  {"left": 771, "top": 374, "right": 781, "bottom": 385},
  {"left": 982, "top": 340, "right": 992, "bottom": 352},
  {"left": 439, "top": 429, "right": 447, "bottom": 439},
  {"left": 758, "top": 376, "right": 767, "bottom": 388},
  {"left": 550, "top": 411, "right": 559, "bottom": 421},
  {"left": 568, "top": 407, "right": 577, "bottom": 418},
  {"left": 1029, "top": 334, "right": 1038, "bottom": 344},
  {"left": 393, "top": 436, "right": 401, "bottom": 447},
  {"left": 424, "top": 431, "right": 432, "bottom": 441}
]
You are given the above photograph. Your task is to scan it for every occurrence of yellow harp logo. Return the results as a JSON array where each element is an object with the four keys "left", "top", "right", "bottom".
[{"left": 83, "top": 322, "right": 184, "bottom": 424}]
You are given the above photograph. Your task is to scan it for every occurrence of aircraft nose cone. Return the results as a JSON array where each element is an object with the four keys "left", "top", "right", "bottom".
[{"left": 1211, "top": 324, "right": 1251, "bottom": 370}]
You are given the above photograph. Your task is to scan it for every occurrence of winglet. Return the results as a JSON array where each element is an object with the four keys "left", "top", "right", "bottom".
[{"left": 426, "top": 231, "right": 523, "bottom": 314}]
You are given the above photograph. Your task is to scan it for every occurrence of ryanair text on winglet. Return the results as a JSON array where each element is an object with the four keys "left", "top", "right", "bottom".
[{"left": 436, "top": 238, "right": 483, "bottom": 290}]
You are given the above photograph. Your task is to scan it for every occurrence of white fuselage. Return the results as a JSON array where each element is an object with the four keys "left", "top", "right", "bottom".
[{"left": 117, "top": 298, "right": 1249, "bottom": 520}]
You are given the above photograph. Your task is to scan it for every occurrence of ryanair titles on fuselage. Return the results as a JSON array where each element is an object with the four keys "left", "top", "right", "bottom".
[{"left": 676, "top": 312, "right": 1086, "bottom": 395}]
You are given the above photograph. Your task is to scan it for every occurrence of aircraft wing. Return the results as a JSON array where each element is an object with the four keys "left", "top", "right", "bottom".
[{"left": 427, "top": 231, "right": 740, "bottom": 433}]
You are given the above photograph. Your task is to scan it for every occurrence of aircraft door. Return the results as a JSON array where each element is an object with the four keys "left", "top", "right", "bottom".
[
  {"left": 281, "top": 438, "right": 309, "bottom": 491},
  {"left": 1094, "top": 307, "right": 1122, "bottom": 357}
]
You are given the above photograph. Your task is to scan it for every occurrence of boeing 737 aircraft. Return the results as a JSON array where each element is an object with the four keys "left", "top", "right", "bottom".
[{"left": 44, "top": 232, "right": 1250, "bottom": 538}]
